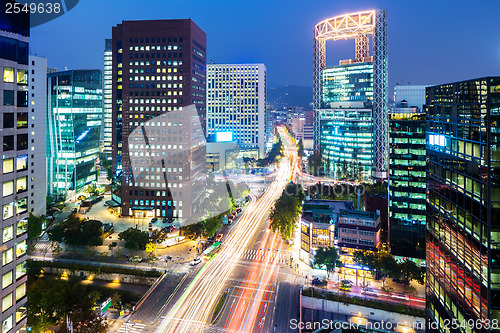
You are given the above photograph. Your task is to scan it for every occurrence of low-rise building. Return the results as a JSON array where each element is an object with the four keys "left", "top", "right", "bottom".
[
  {"left": 337, "top": 209, "right": 381, "bottom": 252},
  {"left": 299, "top": 200, "right": 353, "bottom": 265}
]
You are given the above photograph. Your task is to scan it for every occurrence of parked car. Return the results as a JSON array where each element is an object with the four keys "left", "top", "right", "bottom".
[
  {"left": 151, "top": 217, "right": 158, "bottom": 223},
  {"left": 215, "top": 233, "right": 224, "bottom": 242},
  {"left": 236, "top": 208, "right": 242, "bottom": 213},
  {"left": 312, "top": 278, "right": 327, "bottom": 286},
  {"left": 190, "top": 257, "right": 202, "bottom": 266},
  {"left": 71, "top": 208, "right": 77, "bottom": 213},
  {"left": 129, "top": 255, "right": 142, "bottom": 262},
  {"left": 339, "top": 279, "right": 352, "bottom": 292},
  {"left": 162, "top": 218, "right": 168, "bottom": 223}
]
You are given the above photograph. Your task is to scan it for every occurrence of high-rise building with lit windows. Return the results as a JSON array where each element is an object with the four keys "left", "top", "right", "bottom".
[
  {"left": 319, "top": 104, "right": 373, "bottom": 179},
  {"left": 47, "top": 70, "right": 103, "bottom": 201},
  {"left": 111, "top": 19, "right": 207, "bottom": 220},
  {"left": 322, "top": 62, "right": 373, "bottom": 107},
  {"left": 0, "top": 5, "right": 30, "bottom": 330},
  {"left": 388, "top": 99, "right": 426, "bottom": 260},
  {"left": 207, "top": 63, "right": 266, "bottom": 159},
  {"left": 426, "top": 77, "right": 500, "bottom": 331},
  {"left": 102, "top": 39, "right": 113, "bottom": 159}
]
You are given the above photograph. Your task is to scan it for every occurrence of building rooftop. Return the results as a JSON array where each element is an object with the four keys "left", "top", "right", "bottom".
[{"left": 340, "top": 209, "right": 378, "bottom": 219}]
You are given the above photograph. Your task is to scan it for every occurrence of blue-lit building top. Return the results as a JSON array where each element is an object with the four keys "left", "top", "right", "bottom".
[
  {"left": 47, "top": 70, "right": 103, "bottom": 200},
  {"left": 322, "top": 61, "right": 373, "bottom": 108}
]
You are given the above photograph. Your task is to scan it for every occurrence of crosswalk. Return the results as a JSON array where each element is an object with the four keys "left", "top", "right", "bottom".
[
  {"left": 34, "top": 242, "right": 51, "bottom": 252},
  {"left": 240, "top": 249, "right": 288, "bottom": 264},
  {"left": 116, "top": 322, "right": 146, "bottom": 333}
]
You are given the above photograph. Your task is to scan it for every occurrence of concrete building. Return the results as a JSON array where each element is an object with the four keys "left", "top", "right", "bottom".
[
  {"left": 299, "top": 200, "right": 354, "bottom": 265},
  {"left": 47, "top": 70, "right": 103, "bottom": 201},
  {"left": 426, "top": 77, "right": 500, "bottom": 331},
  {"left": 0, "top": 7, "right": 30, "bottom": 330},
  {"left": 28, "top": 56, "right": 47, "bottom": 217},
  {"left": 337, "top": 210, "right": 381, "bottom": 252},
  {"left": 101, "top": 39, "right": 113, "bottom": 160},
  {"left": 207, "top": 63, "right": 266, "bottom": 159},
  {"left": 111, "top": 19, "right": 207, "bottom": 222}
]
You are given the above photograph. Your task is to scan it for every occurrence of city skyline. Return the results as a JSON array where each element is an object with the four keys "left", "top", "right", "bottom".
[{"left": 29, "top": 0, "right": 500, "bottom": 92}]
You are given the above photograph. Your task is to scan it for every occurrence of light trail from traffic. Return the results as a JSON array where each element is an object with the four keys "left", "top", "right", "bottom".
[{"left": 156, "top": 136, "right": 293, "bottom": 332}]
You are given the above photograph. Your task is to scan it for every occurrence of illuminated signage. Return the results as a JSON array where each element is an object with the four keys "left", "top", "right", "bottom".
[{"left": 216, "top": 132, "right": 233, "bottom": 142}]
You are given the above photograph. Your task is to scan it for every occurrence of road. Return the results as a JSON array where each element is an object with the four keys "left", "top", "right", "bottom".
[{"left": 154, "top": 127, "right": 296, "bottom": 332}]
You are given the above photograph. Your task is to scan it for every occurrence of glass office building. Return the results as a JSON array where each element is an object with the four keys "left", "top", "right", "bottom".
[
  {"left": 319, "top": 107, "right": 373, "bottom": 179},
  {"left": 322, "top": 61, "right": 373, "bottom": 108},
  {"left": 426, "top": 78, "right": 500, "bottom": 331},
  {"left": 47, "top": 70, "right": 103, "bottom": 201},
  {"left": 388, "top": 101, "right": 426, "bottom": 260}
]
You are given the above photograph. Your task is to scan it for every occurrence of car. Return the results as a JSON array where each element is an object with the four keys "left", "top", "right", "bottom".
[
  {"left": 361, "top": 287, "right": 379, "bottom": 297},
  {"left": 311, "top": 278, "right": 327, "bottom": 286},
  {"left": 162, "top": 218, "right": 168, "bottom": 223},
  {"left": 71, "top": 208, "right": 77, "bottom": 213},
  {"left": 236, "top": 208, "right": 242, "bottom": 213},
  {"left": 151, "top": 217, "right": 158, "bottom": 223},
  {"left": 392, "top": 292, "right": 409, "bottom": 300},
  {"left": 190, "top": 257, "right": 202, "bottom": 266},
  {"left": 215, "top": 234, "right": 223, "bottom": 242},
  {"left": 128, "top": 255, "right": 142, "bottom": 262}
]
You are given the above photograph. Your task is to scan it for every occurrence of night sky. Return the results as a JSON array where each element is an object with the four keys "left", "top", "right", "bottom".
[{"left": 30, "top": 0, "right": 500, "bottom": 93}]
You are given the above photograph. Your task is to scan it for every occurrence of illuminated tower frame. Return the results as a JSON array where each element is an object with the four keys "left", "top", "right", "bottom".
[{"left": 313, "top": 9, "right": 388, "bottom": 179}]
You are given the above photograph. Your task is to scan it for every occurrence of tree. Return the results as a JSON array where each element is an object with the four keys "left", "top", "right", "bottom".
[
  {"left": 314, "top": 246, "right": 342, "bottom": 279},
  {"left": 27, "top": 214, "right": 43, "bottom": 240},
  {"left": 269, "top": 183, "right": 303, "bottom": 242},
  {"left": 108, "top": 242, "right": 118, "bottom": 257},
  {"left": 118, "top": 228, "right": 149, "bottom": 250},
  {"left": 203, "top": 215, "right": 222, "bottom": 238},
  {"left": 378, "top": 252, "right": 400, "bottom": 287},
  {"left": 84, "top": 184, "right": 99, "bottom": 196},
  {"left": 297, "top": 139, "right": 305, "bottom": 158},
  {"left": 48, "top": 216, "right": 103, "bottom": 247},
  {"left": 101, "top": 157, "right": 113, "bottom": 181},
  {"left": 399, "top": 259, "right": 425, "bottom": 285},
  {"left": 308, "top": 151, "right": 322, "bottom": 175},
  {"left": 181, "top": 222, "right": 204, "bottom": 240}
]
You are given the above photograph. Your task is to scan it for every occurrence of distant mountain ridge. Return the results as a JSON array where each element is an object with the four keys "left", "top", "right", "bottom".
[{"left": 267, "top": 85, "right": 313, "bottom": 109}]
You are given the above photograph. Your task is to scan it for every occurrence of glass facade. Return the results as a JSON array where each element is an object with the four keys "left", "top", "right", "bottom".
[
  {"left": 47, "top": 70, "right": 103, "bottom": 200},
  {"left": 389, "top": 104, "right": 426, "bottom": 259},
  {"left": 319, "top": 108, "right": 373, "bottom": 179},
  {"left": 426, "top": 78, "right": 500, "bottom": 331},
  {"left": 322, "top": 62, "right": 373, "bottom": 108},
  {"left": 102, "top": 39, "right": 113, "bottom": 159}
]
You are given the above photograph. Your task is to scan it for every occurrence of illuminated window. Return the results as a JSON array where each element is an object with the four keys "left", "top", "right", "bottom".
[
  {"left": 2, "top": 271, "right": 12, "bottom": 289},
  {"left": 16, "top": 177, "right": 27, "bottom": 193},
  {"left": 3, "top": 68, "right": 14, "bottom": 83},
  {"left": 2, "top": 203, "right": 13, "bottom": 220},
  {"left": 2, "top": 226, "right": 12, "bottom": 243},
  {"left": 15, "top": 262, "right": 26, "bottom": 280},
  {"left": 16, "top": 69, "right": 27, "bottom": 85},
  {"left": 2, "top": 158, "right": 13, "bottom": 174},
  {"left": 16, "top": 155, "right": 27, "bottom": 171},
  {"left": 15, "top": 198, "right": 27, "bottom": 215},
  {"left": 2, "top": 248, "right": 13, "bottom": 266},
  {"left": 1, "top": 293, "right": 12, "bottom": 312},
  {"left": 16, "top": 219, "right": 27, "bottom": 236},
  {"left": 2, "top": 181, "right": 13, "bottom": 197},
  {"left": 1, "top": 314, "right": 12, "bottom": 333},
  {"left": 16, "top": 240, "right": 26, "bottom": 258},
  {"left": 15, "top": 282, "right": 25, "bottom": 301}
]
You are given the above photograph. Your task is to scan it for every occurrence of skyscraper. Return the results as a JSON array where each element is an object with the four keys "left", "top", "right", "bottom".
[
  {"left": 313, "top": 10, "right": 388, "bottom": 179},
  {"left": 102, "top": 39, "right": 113, "bottom": 160},
  {"left": 28, "top": 55, "right": 47, "bottom": 217},
  {"left": 206, "top": 63, "right": 266, "bottom": 159},
  {"left": 0, "top": 4, "right": 30, "bottom": 330},
  {"left": 111, "top": 19, "right": 207, "bottom": 220},
  {"left": 388, "top": 99, "right": 426, "bottom": 260},
  {"left": 426, "top": 77, "right": 500, "bottom": 330},
  {"left": 47, "top": 70, "right": 103, "bottom": 201}
]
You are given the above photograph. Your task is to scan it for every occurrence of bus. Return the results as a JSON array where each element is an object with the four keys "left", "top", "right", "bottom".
[{"left": 202, "top": 242, "right": 222, "bottom": 258}]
